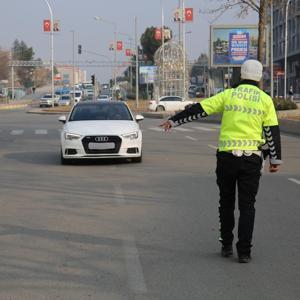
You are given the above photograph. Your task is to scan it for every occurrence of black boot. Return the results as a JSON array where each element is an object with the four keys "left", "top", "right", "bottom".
[
  {"left": 238, "top": 254, "right": 251, "bottom": 263},
  {"left": 221, "top": 245, "right": 233, "bottom": 257}
]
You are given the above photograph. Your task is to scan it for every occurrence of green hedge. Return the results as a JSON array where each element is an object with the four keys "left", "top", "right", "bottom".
[{"left": 273, "top": 98, "right": 297, "bottom": 111}]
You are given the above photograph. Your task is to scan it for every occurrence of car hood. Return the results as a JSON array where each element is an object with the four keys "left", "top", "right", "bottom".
[{"left": 64, "top": 120, "right": 139, "bottom": 136}]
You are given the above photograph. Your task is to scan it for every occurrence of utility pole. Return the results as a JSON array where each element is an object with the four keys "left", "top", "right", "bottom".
[
  {"left": 71, "top": 30, "right": 75, "bottom": 103},
  {"left": 135, "top": 16, "right": 139, "bottom": 108},
  {"left": 284, "top": 0, "right": 291, "bottom": 99},
  {"left": 270, "top": 0, "right": 274, "bottom": 98},
  {"left": 182, "top": 0, "right": 186, "bottom": 99},
  {"left": 44, "top": 0, "right": 54, "bottom": 106},
  {"left": 161, "top": 0, "right": 165, "bottom": 96},
  {"left": 11, "top": 65, "right": 14, "bottom": 102}
]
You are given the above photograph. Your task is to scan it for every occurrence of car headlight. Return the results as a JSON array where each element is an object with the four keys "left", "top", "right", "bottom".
[
  {"left": 64, "top": 132, "right": 82, "bottom": 140},
  {"left": 122, "top": 131, "right": 139, "bottom": 140}
]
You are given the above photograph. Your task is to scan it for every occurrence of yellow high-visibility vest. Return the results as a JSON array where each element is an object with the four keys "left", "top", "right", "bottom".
[{"left": 200, "top": 84, "right": 278, "bottom": 151}]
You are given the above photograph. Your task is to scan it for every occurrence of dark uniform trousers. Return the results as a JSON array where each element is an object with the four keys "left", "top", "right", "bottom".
[{"left": 216, "top": 151, "right": 262, "bottom": 255}]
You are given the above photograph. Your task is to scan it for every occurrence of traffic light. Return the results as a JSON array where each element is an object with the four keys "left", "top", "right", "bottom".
[
  {"left": 78, "top": 44, "right": 82, "bottom": 54},
  {"left": 91, "top": 75, "right": 95, "bottom": 85}
]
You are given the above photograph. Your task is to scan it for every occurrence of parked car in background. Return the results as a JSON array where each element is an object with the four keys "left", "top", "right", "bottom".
[
  {"left": 59, "top": 101, "right": 144, "bottom": 164},
  {"left": 148, "top": 96, "right": 195, "bottom": 112},
  {"left": 58, "top": 94, "right": 72, "bottom": 106},
  {"left": 40, "top": 93, "right": 59, "bottom": 107},
  {"left": 70, "top": 90, "right": 83, "bottom": 103}
]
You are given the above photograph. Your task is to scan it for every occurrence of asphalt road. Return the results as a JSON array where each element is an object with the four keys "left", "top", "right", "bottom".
[{"left": 0, "top": 109, "right": 299, "bottom": 300}]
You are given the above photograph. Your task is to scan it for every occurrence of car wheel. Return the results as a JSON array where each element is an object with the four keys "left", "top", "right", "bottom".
[{"left": 156, "top": 105, "right": 165, "bottom": 112}]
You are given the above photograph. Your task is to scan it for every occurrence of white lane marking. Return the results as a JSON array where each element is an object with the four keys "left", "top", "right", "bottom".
[
  {"left": 174, "top": 127, "right": 194, "bottom": 132},
  {"left": 288, "top": 178, "right": 300, "bottom": 185},
  {"left": 185, "top": 135, "right": 198, "bottom": 141},
  {"left": 192, "top": 126, "right": 216, "bottom": 132},
  {"left": 114, "top": 184, "right": 126, "bottom": 204},
  {"left": 148, "top": 127, "right": 164, "bottom": 132},
  {"left": 123, "top": 234, "right": 147, "bottom": 294},
  {"left": 11, "top": 130, "right": 24, "bottom": 135},
  {"left": 208, "top": 144, "right": 218, "bottom": 150},
  {"left": 35, "top": 129, "right": 48, "bottom": 135}
]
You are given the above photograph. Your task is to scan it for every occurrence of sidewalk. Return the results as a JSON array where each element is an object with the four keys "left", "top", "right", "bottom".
[{"left": 0, "top": 99, "right": 33, "bottom": 110}]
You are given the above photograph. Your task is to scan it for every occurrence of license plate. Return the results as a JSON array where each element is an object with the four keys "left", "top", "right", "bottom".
[{"left": 88, "top": 142, "right": 115, "bottom": 150}]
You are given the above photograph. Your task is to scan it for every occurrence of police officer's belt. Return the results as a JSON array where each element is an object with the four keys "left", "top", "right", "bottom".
[{"left": 224, "top": 150, "right": 261, "bottom": 157}]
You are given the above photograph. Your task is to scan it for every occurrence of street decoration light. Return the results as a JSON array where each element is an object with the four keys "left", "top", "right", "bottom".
[{"left": 94, "top": 16, "right": 117, "bottom": 88}]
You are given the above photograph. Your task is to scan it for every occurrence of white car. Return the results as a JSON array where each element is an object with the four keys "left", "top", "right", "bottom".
[
  {"left": 70, "top": 90, "right": 83, "bottom": 103},
  {"left": 97, "top": 94, "right": 112, "bottom": 101},
  {"left": 58, "top": 95, "right": 72, "bottom": 106},
  {"left": 59, "top": 101, "right": 144, "bottom": 164},
  {"left": 148, "top": 96, "right": 195, "bottom": 112},
  {"left": 40, "top": 93, "right": 58, "bottom": 107}
]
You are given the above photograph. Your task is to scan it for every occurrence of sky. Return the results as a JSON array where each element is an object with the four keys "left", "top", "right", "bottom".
[{"left": 0, "top": 0, "right": 258, "bottom": 82}]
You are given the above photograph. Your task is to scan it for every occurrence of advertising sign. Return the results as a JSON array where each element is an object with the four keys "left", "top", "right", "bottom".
[
  {"left": 210, "top": 25, "right": 268, "bottom": 67},
  {"left": 53, "top": 20, "right": 60, "bottom": 32},
  {"left": 139, "top": 66, "right": 157, "bottom": 84},
  {"left": 229, "top": 32, "right": 249, "bottom": 64}
]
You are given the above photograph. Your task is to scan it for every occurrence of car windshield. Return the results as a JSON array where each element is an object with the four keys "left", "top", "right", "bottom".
[
  {"left": 43, "top": 94, "right": 52, "bottom": 98},
  {"left": 69, "top": 103, "right": 133, "bottom": 121},
  {"left": 61, "top": 96, "right": 70, "bottom": 100}
]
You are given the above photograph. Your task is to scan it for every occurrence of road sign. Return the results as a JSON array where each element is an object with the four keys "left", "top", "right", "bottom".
[
  {"left": 43, "top": 19, "right": 51, "bottom": 32},
  {"left": 185, "top": 8, "right": 193, "bottom": 22}
]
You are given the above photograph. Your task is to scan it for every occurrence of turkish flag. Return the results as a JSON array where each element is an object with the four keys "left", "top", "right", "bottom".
[
  {"left": 154, "top": 28, "right": 162, "bottom": 40},
  {"left": 43, "top": 19, "right": 51, "bottom": 32},
  {"left": 185, "top": 8, "right": 193, "bottom": 22},
  {"left": 125, "top": 49, "right": 132, "bottom": 56},
  {"left": 116, "top": 41, "right": 123, "bottom": 51}
]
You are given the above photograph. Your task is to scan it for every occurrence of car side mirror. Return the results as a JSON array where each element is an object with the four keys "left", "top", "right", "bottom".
[
  {"left": 135, "top": 114, "right": 144, "bottom": 122},
  {"left": 58, "top": 115, "right": 67, "bottom": 124}
]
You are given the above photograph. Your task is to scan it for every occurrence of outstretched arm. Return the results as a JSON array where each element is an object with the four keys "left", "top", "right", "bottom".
[{"left": 160, "top": 103, "right": 208, "bottom": 131}]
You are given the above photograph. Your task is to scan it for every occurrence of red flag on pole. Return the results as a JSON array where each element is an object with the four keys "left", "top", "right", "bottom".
[
  {"left": 116, "top": 41, "right": 123, "bottom": 51},
  {"left": 43, "top": 19, "right": 51, "bottom": 32},
  {"left": 185, "top": 8, "right": 193, "bottom": 22},
  {"left": 125, "top": 49, "right": 132, "bottom": 56},
  {"left": 154, "top": 28, "right": 162, "bottom": 40}
]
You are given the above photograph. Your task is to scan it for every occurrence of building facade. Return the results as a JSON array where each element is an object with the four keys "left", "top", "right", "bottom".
[{"left": 273, "top": 0, "right": 300, "bottom": 97}]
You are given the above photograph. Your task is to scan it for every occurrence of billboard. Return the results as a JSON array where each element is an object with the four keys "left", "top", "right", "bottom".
[
  {"left": 210, "top": 25, "right": 268, "bottom": 67},
  {"left": 139, "top": 66, "right": 157, "bottom": 84}
]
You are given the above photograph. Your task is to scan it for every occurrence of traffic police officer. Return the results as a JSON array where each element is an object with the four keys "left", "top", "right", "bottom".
[{"left": 161, "top": 59, "right": 282, "bottom": 263}]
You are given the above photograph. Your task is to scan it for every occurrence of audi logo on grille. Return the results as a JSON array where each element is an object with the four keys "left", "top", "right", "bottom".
[{"left": 95, "top": 136, "right": 109, "bottom": 142}]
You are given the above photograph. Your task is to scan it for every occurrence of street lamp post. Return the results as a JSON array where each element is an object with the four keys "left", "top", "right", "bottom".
[
  {"left": 43, "top": 0, "right": 54, "bottom": 106},
  {"left": 284, "top": 0, "right": 292, "bottom": 99},
  {"left": 94, "top": 16, "right": 117, "bottom": 90},
  {"left": 71, "top": 30, "right": 75, "bottom": 103}
]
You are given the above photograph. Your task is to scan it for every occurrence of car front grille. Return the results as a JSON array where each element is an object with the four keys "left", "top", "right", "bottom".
[{"left": 82, "top": 135, "right": 122, "bottom": 154}]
